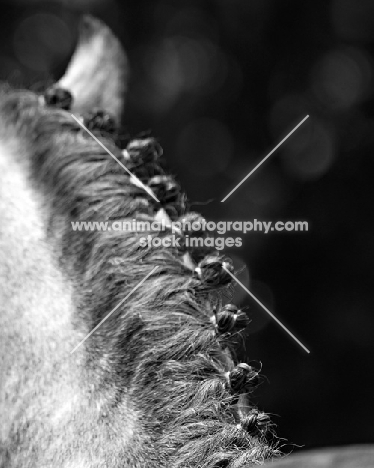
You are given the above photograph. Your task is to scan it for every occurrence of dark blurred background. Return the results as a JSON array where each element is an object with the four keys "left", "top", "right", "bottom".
[{"left": 1, "top": 0, "right": 373, "bottom": 452}]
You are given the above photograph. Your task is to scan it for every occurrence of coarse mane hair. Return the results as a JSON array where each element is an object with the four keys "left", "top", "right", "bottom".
[{"left": 0, "top": 83, "right": 281, "bottom": 467}]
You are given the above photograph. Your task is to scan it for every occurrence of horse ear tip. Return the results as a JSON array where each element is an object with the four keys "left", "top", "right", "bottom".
[
  {"left": 80, "top": 14, "right": 101, "bottom": 32},
  {"left": 79, "top": 13, "right": 128, "bottom": 71},
  {"left": 79, "top": 15, "right": 119, "bottom": 45}
]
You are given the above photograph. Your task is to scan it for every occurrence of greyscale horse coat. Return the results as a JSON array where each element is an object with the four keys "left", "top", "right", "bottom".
[
  {"left": 0, "top": 15, "right": 372, "bottom": 468},
  {"left": 0, "top": 16, "right": 279, "bottom": 467}
]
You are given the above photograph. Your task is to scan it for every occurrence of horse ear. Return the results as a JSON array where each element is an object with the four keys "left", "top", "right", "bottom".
[{"left": 58, "top": 15, "right": 128, "bottom": 121}]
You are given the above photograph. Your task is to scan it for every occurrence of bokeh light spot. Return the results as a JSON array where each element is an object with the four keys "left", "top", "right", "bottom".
[
  {"left": 280, "top": 120, "right": 336, "bottom": 181},
  {"left": 311, "top": 48, "right": 373, "bottom": 110},
  {"left": 136, "top": 35, "right": 229, "bottom": 113},
  {"left": 13, "top": 13, "right": 73, "bottom": 73},
  {"left": 176, "top": 118, "right": 233, "bottom": 177}
]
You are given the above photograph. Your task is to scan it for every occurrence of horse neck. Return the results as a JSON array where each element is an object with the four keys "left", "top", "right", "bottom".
[
  {"left": 0, "top": 138, "right": 75, "bottom": 367},
  {"left": 0, "top": 140, "right": 137, "bottom": 467}
]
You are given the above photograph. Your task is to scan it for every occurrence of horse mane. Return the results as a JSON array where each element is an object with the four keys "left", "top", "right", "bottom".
[{"left": 0, "top": 84, "right": 281, "bottom": 466}]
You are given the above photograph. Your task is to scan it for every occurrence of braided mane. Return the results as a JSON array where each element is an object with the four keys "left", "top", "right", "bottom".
[{"left": 0, "top": 84, "right": 281, "bottom": 467}]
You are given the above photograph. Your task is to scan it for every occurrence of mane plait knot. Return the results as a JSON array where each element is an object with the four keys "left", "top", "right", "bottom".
[
  {"left": 194, "top": 256, "right": 233, "bottom": 289},
  {"left": 123, "top": 138, "right": 164, "bottom": 182},
  {"left": 148, "top": 175, "right": 179, "bottom": 203},
  {"left": 43, "top": 86, "right": 73, "bottom": 110},
  {"left": 147, "top": 175, "right": 186, "bottom": 218},
  {"left": 126, "top": 137, "right": 163, "bottom": 164},
  {"left": 239, "top": 410, "right": 272, "bottom": 436},
  {"left": 178, "top": 212, "right": 214, "bottom": 262},
  {"left": 178, "top": 212, "right": 206, "bottom": 236},
  {"left": 227, "top": 363, "right": 260, "bottom": 394},
  {"left": 83, "top": 109, "right": 117, "bottom": 134},
  {"left": 215, "top": 304, "right": 250, "bottom": 335}
]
